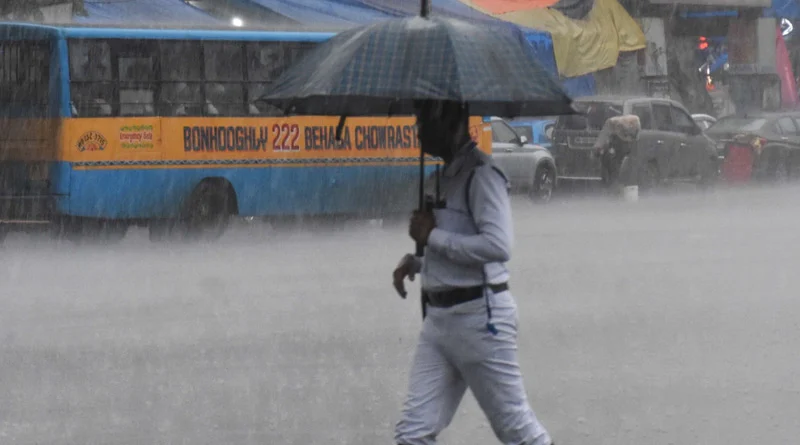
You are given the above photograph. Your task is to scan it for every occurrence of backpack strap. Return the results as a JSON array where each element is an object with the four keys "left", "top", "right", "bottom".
[
  {"left": 462, "top": 161, "right": 508, "bottom": 337},
  {"left": 464, "top": 163, "right": 508, "bottom": 223}
]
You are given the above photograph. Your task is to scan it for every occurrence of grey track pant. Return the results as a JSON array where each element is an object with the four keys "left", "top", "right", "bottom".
[{"left": 394, "top": 290, "right": 552, "bottom": 445}]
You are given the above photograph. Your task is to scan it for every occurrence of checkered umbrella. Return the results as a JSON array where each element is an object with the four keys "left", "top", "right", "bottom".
[
  {"left": 258, "top": 15, "right": 575, "bottom": 117},
  {"left": 260, "top": 10, "right": 575, "bottom": 264}
]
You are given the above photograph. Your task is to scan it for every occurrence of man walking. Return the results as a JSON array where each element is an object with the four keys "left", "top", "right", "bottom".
[{"left": 392, "top": 100, "right": 553, "bottom": 445}]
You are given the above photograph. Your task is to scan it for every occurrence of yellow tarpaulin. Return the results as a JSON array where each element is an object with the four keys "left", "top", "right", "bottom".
[{"left": 460, "top": 0, "right": 646, "bottom": 78}]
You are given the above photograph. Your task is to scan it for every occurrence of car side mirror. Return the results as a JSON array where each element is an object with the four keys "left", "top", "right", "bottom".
[
  {"left": 519, "top": 135, "right": 528, "bottom": 145},
  {"left": 689, "top": 125, "right": 702, "bottom": 135}
]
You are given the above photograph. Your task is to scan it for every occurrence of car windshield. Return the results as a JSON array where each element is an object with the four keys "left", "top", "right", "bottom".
[
  {"left": 556, "top": 101, "right": 623, "bottom": 131},
  {"left": 709, "top": 117, "right": 767, "bottom": 133}
]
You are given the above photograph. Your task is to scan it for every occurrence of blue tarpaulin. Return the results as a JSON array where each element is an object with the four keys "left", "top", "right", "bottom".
[
  {"left": 561, "top": 74, "right": 596, "bottom": 97},
  {"left": 248, "top": 0, "right": 558, "bottom": 66},
  {"left": 74, "top": 0, "right": 222, "bottom": 25},
  {"left": 242, "top": 0, "right": 398, "bottom": 26},
  {"left": 350, "top": 0, "right": 507, "bottom": 23}
]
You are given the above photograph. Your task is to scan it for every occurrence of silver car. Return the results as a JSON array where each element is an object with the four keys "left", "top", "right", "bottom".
[
  {"left": 692, "top": 113, "right": 717, "bottom": 130},
  {"left": 551, "top": 96, "right": 718, "bottom": 190},
  {"left": 489, "top": 116, "right": 557, "bottom": 203}
]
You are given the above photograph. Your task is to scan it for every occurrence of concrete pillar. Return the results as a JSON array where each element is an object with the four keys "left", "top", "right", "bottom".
[{"left": 726, "top": 16, "right": 780, "bottom": 113}]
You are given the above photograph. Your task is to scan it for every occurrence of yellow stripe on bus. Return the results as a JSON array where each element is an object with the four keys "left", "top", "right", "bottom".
[
  {"left": 59, "top": 116, "right": 493, "bottom": 164},
  {"left": 70, "top": 161, "right": 442, "bottom": 171}
]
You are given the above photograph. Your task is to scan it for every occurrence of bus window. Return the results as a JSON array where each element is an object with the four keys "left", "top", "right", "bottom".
[
  {"left": 160, "top": 82, "right": 203, "bottom": 117},
  {"left": 160, "top": 41, "right": 203, "bottom": 81},
  {"left": 69, "top": 40, "right": 113, "bottom": 117},
  {"left": 119, "top": 88, "right": 154, "bottom": 116},
  {"left": 0, "top": 41, "right": 51, "bottom": 116},
  {"left": 204, "top": 41, "right": 245, "bottom": 115},
  {"left": 246, "top": 41, "right": 314, "bottom": 115},
  {"left": 69, "top": 40, "right": 111, "bottom": 81},
  {"left": 246, "top": 83, "right": 283, "bottom": 116},
  {"left": 205, "top": 82, "right": 245, "bottom": 116},
  {"left": 204, "top": 41, "right": 244, "bottom": 81},
  {"left": 116, "top": 41, "right": 156, "bottom": 116},
  {"left": 159, "top": 41, "right": 203, "bottom": 116},
  {"left": 247, "top": 42, "right": 288, "bottom": 82}
]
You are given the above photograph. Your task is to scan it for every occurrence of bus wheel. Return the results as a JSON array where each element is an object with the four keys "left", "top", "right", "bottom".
[{"left": 183, "top": 180, "right": 234, "bottom": 241}]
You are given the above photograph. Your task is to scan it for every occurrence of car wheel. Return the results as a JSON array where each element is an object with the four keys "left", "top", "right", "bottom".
[{"left": 529, "top": 164, "right": 555, "bottom": 204}]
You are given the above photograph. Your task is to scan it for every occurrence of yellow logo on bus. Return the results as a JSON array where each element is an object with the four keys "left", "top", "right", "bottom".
[{"left": 76, "top": 130, "right": 108, "bottom": 152}]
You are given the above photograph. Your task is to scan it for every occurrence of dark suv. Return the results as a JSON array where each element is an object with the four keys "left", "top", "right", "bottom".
[{"left": 551, "top": 96, "right": 719, "bottom": 188}]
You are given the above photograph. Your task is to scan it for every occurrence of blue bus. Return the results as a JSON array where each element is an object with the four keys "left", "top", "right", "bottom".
[{"left": 0, "top": 22, "right": 493, "bottom": 243}]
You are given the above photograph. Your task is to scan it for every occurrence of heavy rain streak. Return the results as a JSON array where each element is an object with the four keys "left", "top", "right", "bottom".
[{"left": 1, "top": 1, "right": 800, "bottom": 445}]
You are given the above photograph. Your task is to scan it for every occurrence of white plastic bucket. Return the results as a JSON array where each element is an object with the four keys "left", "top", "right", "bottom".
[{"left": 623, "top": 185, "right": 639, "bottom": 202}]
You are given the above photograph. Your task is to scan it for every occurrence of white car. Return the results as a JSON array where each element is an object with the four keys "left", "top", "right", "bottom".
[{"left": 489, "top": 117, "right": 557, "bottom": 203}]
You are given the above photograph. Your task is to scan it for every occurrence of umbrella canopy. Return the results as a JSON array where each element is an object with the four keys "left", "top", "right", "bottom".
[{"left": 258, "top": 15, "right": 574, "bottom": 117}]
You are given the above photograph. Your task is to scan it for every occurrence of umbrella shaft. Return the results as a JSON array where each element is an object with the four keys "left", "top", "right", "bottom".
[
  {"left": 416, "top": 149, "right": 425, "bottom": 257},
  {"left": 420, "top": 0, "right": 430, "bottom": 17}
]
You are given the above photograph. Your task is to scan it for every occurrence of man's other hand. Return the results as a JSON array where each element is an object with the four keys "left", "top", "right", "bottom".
[{"left": 392, "top": 254, "right": 418, "bottom": 299}]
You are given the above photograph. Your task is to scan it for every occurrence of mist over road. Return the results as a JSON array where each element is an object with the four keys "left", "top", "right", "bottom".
[{"left": 2, "top": 184, "right": 799, "bottom": 445}]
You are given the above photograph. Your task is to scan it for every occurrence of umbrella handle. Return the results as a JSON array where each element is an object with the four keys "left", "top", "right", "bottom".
[{"left": 335, "top": 115, "right": 346, "bottom": 141}]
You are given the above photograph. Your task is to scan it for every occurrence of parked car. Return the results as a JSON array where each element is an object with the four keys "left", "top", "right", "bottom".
[
  {"left": 489, "top": 116, "right": 557, "bottom": 203},
  {"left": 550, "top": 95, "right": 719, "bottom": 190},
  {"left": 508, "top": 117, "right": 556, "bottom": 149},
  {"left": 692, "top": 113, "right": 717, "bottom": 130},
  {"left": 705, "top": 111, "right": 800, "bottom": 181}
]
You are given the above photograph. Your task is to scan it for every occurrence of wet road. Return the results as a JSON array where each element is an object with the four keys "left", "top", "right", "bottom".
[{"left": 1, "top": 184, "right": 799, "bottom": 445}]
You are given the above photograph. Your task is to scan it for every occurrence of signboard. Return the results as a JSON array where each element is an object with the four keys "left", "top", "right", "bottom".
[
  {"left": 648, "top": 0, "right": 769, "bottom": 5},
  {"left": 646, "top": 78, "right": 671, "bottom": 99}
]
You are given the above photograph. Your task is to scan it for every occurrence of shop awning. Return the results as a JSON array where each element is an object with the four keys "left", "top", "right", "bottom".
[{"left": 74, "top": 0, "right": 222, "bottom": 26}]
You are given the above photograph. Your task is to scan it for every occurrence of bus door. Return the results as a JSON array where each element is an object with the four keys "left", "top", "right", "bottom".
[{"left": 0, "top": 34, "right": 59, "bottom": 223}]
